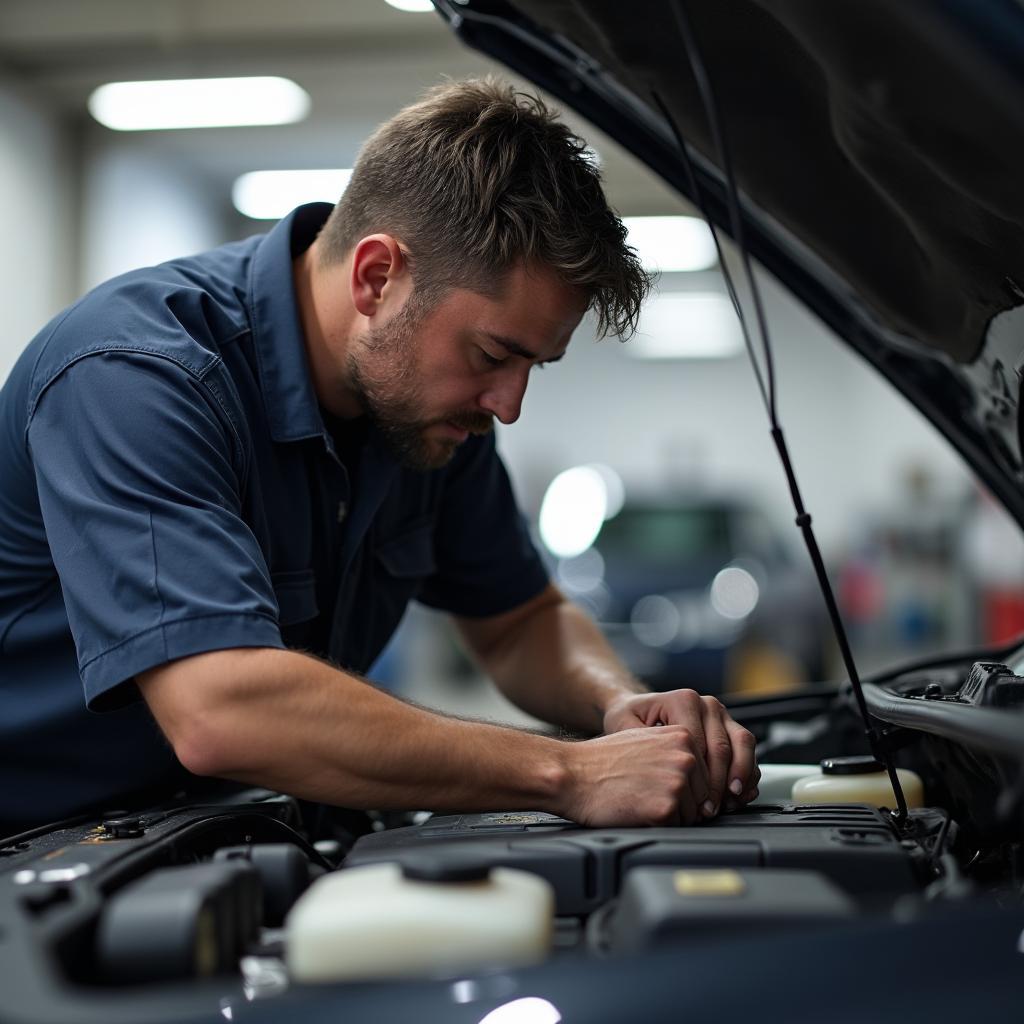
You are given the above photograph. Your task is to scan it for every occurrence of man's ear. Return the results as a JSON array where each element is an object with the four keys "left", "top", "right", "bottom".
[{"left": 349, "top": 234, "right": 408, "bottom": 318}]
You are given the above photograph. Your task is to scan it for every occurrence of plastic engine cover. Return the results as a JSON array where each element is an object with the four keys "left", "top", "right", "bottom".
[
  {"left": 346, "top": 804, "right": 919, "bottom": 915},
  {"left": 595, "top": 867, "right": 857, "bottom": 953}
]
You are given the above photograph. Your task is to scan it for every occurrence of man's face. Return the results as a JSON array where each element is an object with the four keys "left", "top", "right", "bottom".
[{"left": 346, "top": 265, "right": 585, "bottom": 471}]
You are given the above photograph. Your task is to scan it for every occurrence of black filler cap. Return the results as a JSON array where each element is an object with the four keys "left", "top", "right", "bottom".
[
  {"left": 821, "top": 755, "right": 884, "bottom": 775},
  {"left": 400, "top": 853, "right": 492, "bottom": 883}
]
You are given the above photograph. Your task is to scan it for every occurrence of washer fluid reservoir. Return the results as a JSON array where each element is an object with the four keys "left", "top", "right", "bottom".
[
  {"left": 791, "top": 755, "right": 924, "bottom": 808},
  {"left": 285, "top": 854, "right": 554, "bottom": 982}
]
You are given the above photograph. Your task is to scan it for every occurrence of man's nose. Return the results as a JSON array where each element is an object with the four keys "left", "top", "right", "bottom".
[{"left": 478, "top": 367, "right": 529, "bottom": 425}]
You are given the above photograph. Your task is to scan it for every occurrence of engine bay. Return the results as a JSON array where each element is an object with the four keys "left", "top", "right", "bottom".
[{"left": 4, "top": 669, "right": 1024, "bottom": 1024}]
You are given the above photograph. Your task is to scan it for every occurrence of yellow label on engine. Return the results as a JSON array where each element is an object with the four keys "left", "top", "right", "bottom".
[{"left": 673, "top": 870, "right": 746, "bottom": 897}]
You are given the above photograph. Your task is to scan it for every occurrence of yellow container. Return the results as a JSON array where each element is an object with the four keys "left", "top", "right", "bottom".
[{"left": 792, "top": 764, "right": 924, "bottom": 809}]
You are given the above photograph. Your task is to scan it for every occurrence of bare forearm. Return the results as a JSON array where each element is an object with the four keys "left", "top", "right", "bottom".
[
  {"left": 138, "top": 643, "right": 754, "bottom": 828},
  {"left": 138, "top": 648, "right": 566, "bottom": 812},
  {"left": 472, "top": 597, "right": 646, "bottom": 735}
]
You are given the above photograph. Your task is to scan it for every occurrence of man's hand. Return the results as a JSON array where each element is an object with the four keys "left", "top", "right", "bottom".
[
  {"left": 602, "top": 690, "right": 759, "bottom": 818},
  {"left": 559, "top": 726, "right": 712, "bottom": 827}
]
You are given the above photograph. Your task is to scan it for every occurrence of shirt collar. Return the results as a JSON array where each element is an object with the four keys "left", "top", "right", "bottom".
[{"left": 248, "top": 202, "right": 334, "bottom": 443}]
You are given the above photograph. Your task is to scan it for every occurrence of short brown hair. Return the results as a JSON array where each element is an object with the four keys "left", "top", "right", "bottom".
[{"left": 317, "top": 77, "right": 651, "bottom": 338}]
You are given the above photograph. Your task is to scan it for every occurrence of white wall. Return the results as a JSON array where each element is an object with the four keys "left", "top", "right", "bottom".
[
  {"left": 0, "top": 108, "right": 230, "bottom": 384},
  {"left": 497, "top": 267, "right": 973, "bottom": 561},
  {"left": 0, "top": 77, "right": 75, "bottom": 384},
  {"left": 79, "top": 133, "right": 228, "bottom": 291}
]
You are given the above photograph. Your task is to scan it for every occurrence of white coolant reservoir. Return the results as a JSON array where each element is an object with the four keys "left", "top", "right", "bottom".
[
  {"left": 791, "top": 755, "right": 925, "bottom": 808},
  {"left": 753, "top": 763, "right": 822, "bottom": 802},
  {"left": 285, "top": 855, "right": 554, "bottom": 983}
]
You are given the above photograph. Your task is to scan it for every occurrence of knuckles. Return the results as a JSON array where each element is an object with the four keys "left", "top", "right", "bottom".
[
  {"left": 733, "top": 727, "right": 756, "bottom": 749},
  {"left": 675, "top": 689, "right": 701, "bottom": 711},
  {"left": 649, "top": 798, "right": 680, "bottom": 824},
  {"left": 709, "top": 738, "right": 733, "bottom": 762},
  {"left": 583, "top": 699, "right": 759, "bottom": 828},
  {"left": 660, "top": 725, "right": 693, "bottom": 746}
]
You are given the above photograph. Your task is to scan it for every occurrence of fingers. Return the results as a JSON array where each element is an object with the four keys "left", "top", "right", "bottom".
[
  {"left": 699, "top": 696, "right": 732, "bottom": 817},
  {"left": 655, "top": 693, "right": 757, "bottom": 818},
  {"left": 675, "top": 779, "right": 699, "bottom": 826},
  {"left": 657, "top": 689, "right": 704, "bottom": 744},
  {"left": 741, "top": 762, "right": 762, "bottom": 805},
  {"left": 667, "top": 743, "right": 701, "bottom": 826},
  {"left": 565, "top": 727, "right": 715, "bottom": 828},
  {"left": 602, "top": 693, "right": 652, "bottom": 734},
  {"left": 672, "top": 726, "right": 710, "bottom": 815},
  {"left": 622, "top": 689, "right": 757, "bottom": 819},
  {"left": 723, "top": 716, "right": 758, "bottom": 805},
  {"left": 578, "top": 693, "right": 757, "bottom": 827},
  {"left": 658, "top": 691, "right": 714, "bottom": 813},
  {"left": 647, "top": 728, "right": 706, "bottom": 826}
]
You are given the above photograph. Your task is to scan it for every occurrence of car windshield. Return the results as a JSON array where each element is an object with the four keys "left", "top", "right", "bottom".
[{"left": 596, "top": 505, "right": 733, "bottom": 561}]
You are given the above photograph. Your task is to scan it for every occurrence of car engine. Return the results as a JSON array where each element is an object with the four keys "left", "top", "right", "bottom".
[{"left": 4, "top": 671, "right": 1024, "bottom": 1024}]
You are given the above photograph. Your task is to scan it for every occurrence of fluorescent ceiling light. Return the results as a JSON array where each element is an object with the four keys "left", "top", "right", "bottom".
[
  {"left": 385, "top": 0, "right": 435, "bottom": 11},
  {"left": 588, "top": 463, "right": 625, "bottom": 520},
  {"left": 622, "top": 215, "right": 716, "bottom": 273},
  {"left": 232, "top": 169, "right": 354, "bottom": 220},
  {"left": 88, "top": 77, "right": 310, "bottom": 131},
  {"left": 629, "top": 292, "right": 743, "bottom": 359},
  {"left": 539, "top": 466, "right": 609, "bottom": 559}
]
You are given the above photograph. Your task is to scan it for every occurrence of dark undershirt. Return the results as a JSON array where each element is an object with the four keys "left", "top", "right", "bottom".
[
  {"left": 324, "top": 411, "right": 370, "bottom": 477},
  {"left": 305, "top": 412, "right": 370, "bottom": 654}
]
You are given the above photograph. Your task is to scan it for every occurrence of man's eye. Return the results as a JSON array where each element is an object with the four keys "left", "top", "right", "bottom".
[{"left": 478, "top": 348, "right": 504, "bottom": 367}]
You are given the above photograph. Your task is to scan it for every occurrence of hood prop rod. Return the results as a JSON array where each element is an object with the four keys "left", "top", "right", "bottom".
[{"left": 658, "top": 0, "right": 909, "bottom": 825}]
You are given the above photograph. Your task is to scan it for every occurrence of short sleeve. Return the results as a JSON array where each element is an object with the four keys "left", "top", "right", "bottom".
[
  {"left": 27, "top": 351, "right": 285, "bottom": 710},
  {"left": 418, "top": 432, "right": 549, "bottom": 617}
]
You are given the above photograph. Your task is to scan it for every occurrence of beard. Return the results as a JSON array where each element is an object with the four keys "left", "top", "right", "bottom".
[{"left": 346, "top": 302, "right": 493, "bottom": 471}]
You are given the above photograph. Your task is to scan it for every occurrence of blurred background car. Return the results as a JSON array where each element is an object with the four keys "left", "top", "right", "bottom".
[{"left": 549, "top": 489, "right": 828, "bottom": 695}]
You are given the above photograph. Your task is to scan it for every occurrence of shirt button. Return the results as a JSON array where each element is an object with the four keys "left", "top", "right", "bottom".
[{"left": 337, "top": 501, "right": 348, "bottom": 525}]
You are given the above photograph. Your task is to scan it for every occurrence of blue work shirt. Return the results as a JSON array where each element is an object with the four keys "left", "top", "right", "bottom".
[{"left": 0, "top": 204, "right": 549, "bottom": 832}]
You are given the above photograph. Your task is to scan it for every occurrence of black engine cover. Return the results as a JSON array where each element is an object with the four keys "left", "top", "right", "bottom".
[{"left": 346, "top": 803, "right": 919, "bottom": 915}]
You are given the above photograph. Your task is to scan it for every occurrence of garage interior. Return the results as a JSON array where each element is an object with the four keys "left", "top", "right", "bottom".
[{"left": 2, "top": 0, "right": 1021, "bottom": 716}]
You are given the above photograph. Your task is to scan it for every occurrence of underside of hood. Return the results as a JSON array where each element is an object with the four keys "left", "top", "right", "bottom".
[{"left": 438, "top": 0, "right": 1024, "bottom": 526}]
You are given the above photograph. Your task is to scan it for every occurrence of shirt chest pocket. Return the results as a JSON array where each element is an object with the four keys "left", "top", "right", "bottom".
[
  {"left": 271, "top": 568, "right": 319, "bottom": 627},
  {"left": 326, "top": 521, "right": 438, "bottom": 674},
  {"left": 373, "top": 521, "right": 437, "bottom": 582}
]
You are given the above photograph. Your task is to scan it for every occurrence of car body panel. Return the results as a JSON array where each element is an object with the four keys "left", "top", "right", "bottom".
[{"left": 437, "top": 0, "right": 1024, "bottom": 528}]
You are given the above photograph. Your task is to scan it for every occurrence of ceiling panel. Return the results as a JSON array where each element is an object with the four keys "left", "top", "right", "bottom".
[{"left": 0, "top": 0, "right": 687, "bottom": 217}]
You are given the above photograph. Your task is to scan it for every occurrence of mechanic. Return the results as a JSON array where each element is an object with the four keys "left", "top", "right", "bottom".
[{"left": 0, "top": 79, "right": 759, "bottom": 836}]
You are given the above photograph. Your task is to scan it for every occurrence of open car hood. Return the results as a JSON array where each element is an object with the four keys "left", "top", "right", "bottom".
[
  {"left": 8, "top": 10, "right": 1024, "bottom": 1023},
  {"left": 436, "top": 0, "right": 1024, "bottom": 527}
]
